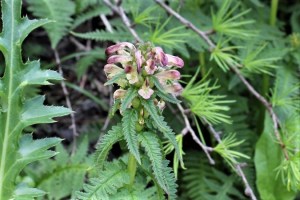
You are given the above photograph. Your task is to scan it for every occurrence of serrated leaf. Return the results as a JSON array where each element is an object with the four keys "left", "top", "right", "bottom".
[
  {"left": 122, "top": 109, "right": 141, "bottom": 164},
  {"left": 14, "top": 186, "right": 46, "bottom": 199},
  {"left": 27, "top": 0, "right": 75, "bottom": 48},
  {"left": 0, "top": 1, "right": 70, "bottom": 198},
  {"left": 72, "top": 6, "right": 111, "bottom": 29},
  {"left": 150, "top": 76, "right": 180, "bottom": 104},
  {"left": 75, "top": 161, "right": 130, "bottom": 200},
  {"left": 21, "top": 96, "right": 72, "bottom": 127},
  {"left": 95, "top": 125, "right": 123, "bottom": 168},
  {"left": 120, "top": 87, "right": 138, "bottom": 112},
  {"left": 142, "top": 100, "right": 182, "bottom": 164},
  {"left": 138, "top": 132, "right": 166, "bottom": 192},
  {"left": 104, "top": 71, "right": 126, "bottom": 86},
  {"left": 72, "top": 30, "right": 133, "bottom": 42}
]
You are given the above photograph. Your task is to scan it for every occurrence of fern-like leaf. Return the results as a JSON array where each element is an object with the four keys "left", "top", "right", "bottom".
[
  {"left": 94, "top": 124, "right": 123, "bottom": 168},
  {"left": 72, "top": 30, "right": 133, "bottom": 42},
  {"left": 27, "top": 0, "right": 75, "bottom": 48},
  {"left": 75, "top": 161, "right": 130, "bottom": 200},
  {"left": 138, "top": 132, "right": 166, "bottom": 193},
  {"left": 122, "top": 109, "right": 141, "bottom": 164},
  {"left": 141, "top": 100, "right": 182, "bottom": 164},
  {"left": 120, "top": 87, "right": 138, "bottom": 112}
]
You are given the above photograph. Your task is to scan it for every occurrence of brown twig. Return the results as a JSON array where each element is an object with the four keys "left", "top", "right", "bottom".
[
  {"left": 103, "top": 0, "right": 142, "bottom": 43},
  {"left": 54, "top": 50, "right": 78, "bottom": 155},
  {"left": 201, "top": 118, "right": 257, "bottom": 200},
  {"left": 154, "top": 0, "right": 288, "bottom": 160},
  {"left": 177, "top": 103, "right": 215, "bottom": 164}
]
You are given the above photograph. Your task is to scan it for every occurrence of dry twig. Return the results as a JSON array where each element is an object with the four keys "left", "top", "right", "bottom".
[{"left": 54, "top": 50, "right": 78, "bottom": 154}]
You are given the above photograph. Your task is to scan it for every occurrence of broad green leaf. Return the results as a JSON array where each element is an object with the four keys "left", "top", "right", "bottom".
[
  {"left": 0, "top": 1, "right": 71, "bottom": 199},
  {"left": 254, "top": 114, "right": 297, "bottom": 200}
]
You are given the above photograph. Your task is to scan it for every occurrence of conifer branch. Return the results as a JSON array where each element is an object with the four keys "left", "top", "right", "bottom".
[{"left": 154, "top": 0, "right": 289, "bottom": 160}]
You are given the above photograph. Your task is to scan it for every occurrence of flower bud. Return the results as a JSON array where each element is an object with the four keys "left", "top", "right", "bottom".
[
  {"left": 105, "top": 42, "right": 135, "bottom": 55},
  {"left": 135, "top": 50, "right": 143, "bottom": 72},
  {"left": 113, "top": 89, "right": 126, "bottom": 99},
  {"left": 155, "top": 70, "right": 181, "bottom": 81},
  {"left": 165, "top": 82, "right": 183, "bottom": 96},
  {"left": 145, "top": 59, "right": 157, "bottom": 75},
  {"left": 104, "top": 64, "right": 123, "bottom": 78},
  {"left": 107, "top": 55, "right": 132, "bottom": 64},
  {"left": 138, "top": 79, "right": 154, "bottom": 99},
  {"left": 154, "top": 47, "right": 168, "bottom": 66},
  {"left": 166, "top": 54, "right": 184, "bottom": 68}
]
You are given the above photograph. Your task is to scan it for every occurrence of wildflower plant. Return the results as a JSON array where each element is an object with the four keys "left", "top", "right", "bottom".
[{"left": 76, "top": 42, "right": 184, "bottom": 199}]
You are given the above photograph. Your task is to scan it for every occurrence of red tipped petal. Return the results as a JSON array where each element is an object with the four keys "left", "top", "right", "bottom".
[{"left": 166, "top": 54, "right": 184, "bottom": 68}]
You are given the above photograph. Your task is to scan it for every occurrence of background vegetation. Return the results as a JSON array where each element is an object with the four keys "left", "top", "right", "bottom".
[{"left": 0, "top": 0, "right": 299, "bottom": 199}]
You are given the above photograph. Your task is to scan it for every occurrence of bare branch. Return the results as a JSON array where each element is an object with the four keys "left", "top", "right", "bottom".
[
  {"left": 154, "top": 0, "right": 288, "bottom": 160},
  {"left": 54, "top": 49, "right": 78, "bottom": 155},
  {"left": 103, "top": 0, "right": 142, "bottom": 43},
  {"left": 177, "top": 103, "right": 215, "bottom": 165},
  {"left": 201, "top": 118, "right": 257, "bottom": 200}
]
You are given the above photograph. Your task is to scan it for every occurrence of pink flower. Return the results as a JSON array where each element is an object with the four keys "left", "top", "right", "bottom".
[
  {"left": 145, "top": 59, "right": 157, "bottom": 75},
  {"left": 106, "top": 42, "right": 135, "bottom": 55},
  {"left": 164, "top": 82, "right": 183, "bottom": 96},
  {"left": 113, "top": 89, "right": 127, "bottom": 99},
  {"left": 107, "top": 55, "right": 132, "bottom": 64},
  {"left": 124, "top": 66, "right": 139, "bottom": 84},
  {"left": 135, "top": 50, "right": 143, "bottom": 72},
  {"left": 154, "top": 47, "right": 168, "bottom": 66},
  {"left": 138, "top": 79, "right": 154, "bottom": 99},
  {"left": 104, "top": 64, "right": 123, "bottom": 79},
  {"left": 155, "top": 70, "right": 181, "bottom": 81},
  {"left": 166, "top": 54, "right": 184, "bottom": 68}
]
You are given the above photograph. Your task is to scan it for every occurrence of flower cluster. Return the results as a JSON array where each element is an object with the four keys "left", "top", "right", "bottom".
[{"left": 104, "top": 42, "right": 184, "bottom": 108}]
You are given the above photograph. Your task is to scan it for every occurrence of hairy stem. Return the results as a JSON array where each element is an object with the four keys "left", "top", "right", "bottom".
[{"left": 127, "top": 153, "right": 137, "bottom": 186}]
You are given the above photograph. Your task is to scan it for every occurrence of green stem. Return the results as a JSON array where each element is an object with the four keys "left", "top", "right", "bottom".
[
  {"left": 259, "top": 0, "right": 279, "bottom": 133},
  {"left": 199, "top": 52, "right": 206, "bottom": 77},
  {"left": 270, "top": 0, "right": 279, "bottom": 26},
  {"left": 128, "top": 153, "right": 137, "bottom": 186}
]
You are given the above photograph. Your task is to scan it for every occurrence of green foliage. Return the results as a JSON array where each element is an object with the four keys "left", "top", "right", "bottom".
[
  {"left": 212, "top": 0, "right": 255, "bottom": 38},
  {"left": 254, "top": 114, "right": 297, "bottom": 200},
  {"left": 27, "top": 0, "right": 75, "bottom": 49},
  {"left": 181, "top": 152, "right": 245, "bottom": 200},
  {"left": 122, "top": 109, "right": 141, "bottom": 163},
  {"left": 72, "top": 30, "right": 133, "bottom": 42},
  {"left": 0, "top": 0, "right": 71, "bottom": 199},
  {"left": 120, "top": 88, "right": 138, "bottom": 112},
  {"left": 210, "top": 38, "right": 240, "bottom": 71},
  {"left": 75, "top": 159, "right": 130, "bottom": 200},
  {"left": 214, "top": 133, "right": 250, "bottom": 169},
  {"left": 138, "top": 132, "right": 166, "bottom": 193},
  {"left": 182, "top": 69, "right": 233, "bottom": 124},
  {"left": 142, "top": 100, "right": 182, "bottom": 164},
  {"left": 94, "top": 124, "right": 123, "bottom": 168},
  {"left": 24, "top": 137, "right": 91, "bottom": 200}
]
